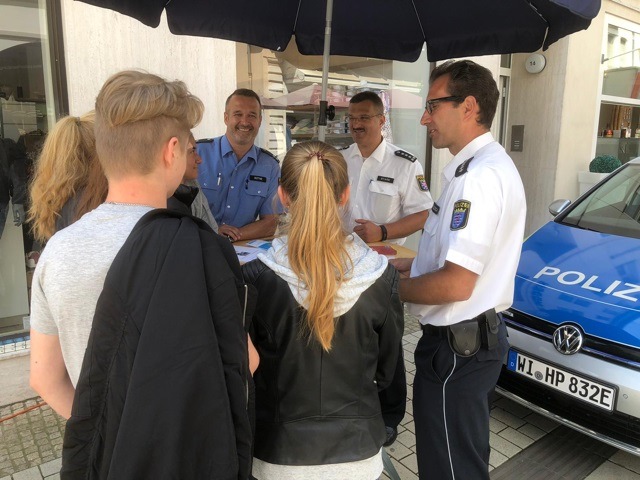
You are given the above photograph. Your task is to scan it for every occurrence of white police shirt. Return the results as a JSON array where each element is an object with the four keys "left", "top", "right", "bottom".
[
  {"left": 408, "top": 132, "right": 526, "bottom": 326},
  {"left": 342, "top": 138, "right": 434, "bottom": 245}
]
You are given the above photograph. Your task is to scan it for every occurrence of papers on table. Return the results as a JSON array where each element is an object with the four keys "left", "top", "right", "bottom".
[
  {"left": 234, "top": 240, "right": 272, "bottom": 264},
  {"left": 245, "top": 240, "right": 272, "bottom": 250}
]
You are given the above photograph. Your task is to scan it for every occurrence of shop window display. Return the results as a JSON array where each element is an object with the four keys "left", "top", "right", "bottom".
[
  {"left": 0, "top": 0, "right": 58, "bottom": 340},
  {"left": 597, "top": 20, "right": 640, "bottom": 164}
]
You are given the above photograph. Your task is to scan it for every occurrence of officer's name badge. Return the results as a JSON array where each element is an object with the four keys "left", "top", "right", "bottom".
[
  {"left": 416, "top": 175, "right": 429, "bottom": 191},
  {"left": 377, "top": 176, "right": 394, "bottom": 183},
  {"left": 250, "top": 175, "right": 267, "bottom": 182},
  {"left": 451, "top": 200, "right": 471, "bottom": 230}
]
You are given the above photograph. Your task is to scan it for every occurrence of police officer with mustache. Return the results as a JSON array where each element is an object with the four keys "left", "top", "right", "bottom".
[
  {"left": 341, "top": 90, "right": 434, "bottom": 448},
  {"left": 341, "top": 91, "right": 433, "bottom": 245}
]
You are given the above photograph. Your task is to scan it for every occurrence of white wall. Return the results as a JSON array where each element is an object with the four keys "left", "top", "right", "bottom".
[
  {"left": 507, "top": 0, "right": 640, "bottom": 236},
  {"left": 508, "top": 40, "right": 569, "bottom": 236},
  {"left": 59, "top": 1, "right": 237, "bottom": 139}
]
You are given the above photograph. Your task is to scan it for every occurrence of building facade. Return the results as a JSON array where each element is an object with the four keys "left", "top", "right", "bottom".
[{"left": 0, "top": 0, "right": 638, "bottom": 337}]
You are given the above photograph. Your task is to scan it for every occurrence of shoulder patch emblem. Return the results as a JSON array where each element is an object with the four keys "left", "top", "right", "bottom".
[
  {"left": 416, "top": 175, "right": 429, "bottom": 191},
  {"left": 451, "top": 200, "right": 471, "bottom": 230},
  {"left": 394, "top": 150, "right": 417, "bottom": 163},
  {"left": 196, "top": 138, "right": 215, "bottom": 144},
  {"left": 259, "top": 147, "right": 280, "bottom": 163},
  {"left": 454, "top": 157, "right": 474, "bottom": 177}
]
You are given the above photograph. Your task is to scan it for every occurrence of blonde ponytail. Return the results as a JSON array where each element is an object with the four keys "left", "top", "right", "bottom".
[
  {"left": 280, "top": 141, "right": 351, "bottom": 351},
  {"left": 28, "top": 112, "right": 107, "bottom": 242}
]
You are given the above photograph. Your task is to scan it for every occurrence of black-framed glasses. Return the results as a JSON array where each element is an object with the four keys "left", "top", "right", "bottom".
[
  {"left": 347, "top": 114, "right": 383, "bottom": 123},
  {"left": 425, "top": 96, "right": 464, "bottom": 114}
]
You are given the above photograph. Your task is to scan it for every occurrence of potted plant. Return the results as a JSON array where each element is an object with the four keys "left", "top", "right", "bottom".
[{"left": 578, "top": 155, "right": 622, "bottom": 196}]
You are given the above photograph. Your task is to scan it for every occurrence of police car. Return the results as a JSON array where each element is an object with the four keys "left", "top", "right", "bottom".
[{"left": 497, "top": 157, "right": 640, "bottom": 456}]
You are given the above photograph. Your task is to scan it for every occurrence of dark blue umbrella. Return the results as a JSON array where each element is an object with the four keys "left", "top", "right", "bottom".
[
  {"left": 76, "top": 0, "right": 600, "bottom": 62},
  {"left": 77, "top": 0, "right": 601, "bottom": 138}
]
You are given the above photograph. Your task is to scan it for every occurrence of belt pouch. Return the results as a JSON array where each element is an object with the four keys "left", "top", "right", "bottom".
[
  {"left": 447, "top": 319, "right": 481, "bottom": 357},
  {"left": 481, "top": 309, "right": 500, "bottom": 350}
]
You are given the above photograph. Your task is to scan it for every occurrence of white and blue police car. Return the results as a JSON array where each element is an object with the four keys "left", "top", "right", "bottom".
[{"left": 497, "top": 157, "right": 640, "bottom": 456}]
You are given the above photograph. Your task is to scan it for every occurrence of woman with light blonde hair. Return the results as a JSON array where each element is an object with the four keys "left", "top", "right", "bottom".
[
  {"left": 242, "top": 140, "right": 404, "bottom": 480},
  {"left": 28, "top": 112, "right": 107, "bottom": 243}
]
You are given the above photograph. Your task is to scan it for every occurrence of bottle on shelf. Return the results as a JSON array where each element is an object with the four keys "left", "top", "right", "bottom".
[{"left": 605, "top": 123, "right": 613, "bottom": 138}]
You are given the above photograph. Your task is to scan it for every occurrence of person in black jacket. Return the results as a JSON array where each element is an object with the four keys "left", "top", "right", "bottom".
[
  {"left": 243, "top": 141, "right": 404, "bottom": 480},
  {"left": 29, "top": 70, "right": 252, "bottom": 479},
  {"left": 0, "top": 137, "right": 28, "bottom": 239},
  {"left": 62, "top": 209, "right": 253, "bottom": 480}
]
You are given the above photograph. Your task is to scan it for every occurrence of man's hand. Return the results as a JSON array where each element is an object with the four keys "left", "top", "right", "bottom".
[
  {"left": 219, "top": 224, "right": 242, "bottom": 242},
  {"left": 12, "top": 203, "right": 25, "bottom": 226},
  {"left": 248, "top": 335, "right": 260, "bottom": 376},
  {"left": 353, "top": 219, "right": 383, "bottom": 243},
  {"left": 389, "top": 257, "right": 413, "bottom": 278}
]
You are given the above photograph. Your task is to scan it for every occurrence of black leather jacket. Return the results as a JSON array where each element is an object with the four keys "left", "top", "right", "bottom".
[{"left": 242, "top": 259, "right": 404, "bottom": 466}]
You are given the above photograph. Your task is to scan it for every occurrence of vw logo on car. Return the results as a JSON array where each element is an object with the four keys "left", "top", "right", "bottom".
[{"left": 552, "top": 324, "right": 584, "bottom": 355}]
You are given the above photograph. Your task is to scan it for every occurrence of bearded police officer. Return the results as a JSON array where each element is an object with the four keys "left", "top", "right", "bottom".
[
  {"left": 390, "top": 60, "right": 526, "bottom": 479},
  {"left": 341, "top": 91, "right": 433, "bottom": 245}
]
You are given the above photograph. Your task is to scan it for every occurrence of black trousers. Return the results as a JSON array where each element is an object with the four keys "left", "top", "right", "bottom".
[
  {"left": 413, "top": 320, "right": 508, "bottom": 480},
  {"left": 379, "top": 341, "right": 407, "bottom": 429}
]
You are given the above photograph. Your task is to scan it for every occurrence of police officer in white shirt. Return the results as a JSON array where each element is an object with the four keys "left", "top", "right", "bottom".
[
  {"left": 341, "top": 91, "right": 433, "bottom": 245},
  {"left": 391, "top": 60, "right": 526, "bottom": 480},
  {"left": 341, "top": 91, "right": 433, "bottom": 447}
]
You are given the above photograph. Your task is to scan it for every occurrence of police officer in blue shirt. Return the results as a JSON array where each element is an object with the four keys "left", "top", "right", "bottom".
[{"left": 197, "top": 89, "right": 282, "bottom": 241}]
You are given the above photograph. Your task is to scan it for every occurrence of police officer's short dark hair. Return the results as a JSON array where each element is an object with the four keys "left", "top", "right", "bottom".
[
  {"left": 349, "top": 91, "right": 384, "bottom": 114},
  {"left": 225, "top": 88, "right": 262, "bottom": 110},
  {"left": 430, "top": 60, "right": 499, "bottom": 129}
]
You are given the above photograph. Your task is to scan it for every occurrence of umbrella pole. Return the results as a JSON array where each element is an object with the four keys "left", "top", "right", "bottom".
[{"left": 318, "top": 0, "right": 334, "bottom": 142}]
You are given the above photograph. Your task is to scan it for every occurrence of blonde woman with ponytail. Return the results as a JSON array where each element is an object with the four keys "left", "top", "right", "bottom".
[
  {"left": 28, "top": 112, "right": 107, "bottom": 243},
  {"left": 243, "top": 141, "right": 404, "bottom": 480}
]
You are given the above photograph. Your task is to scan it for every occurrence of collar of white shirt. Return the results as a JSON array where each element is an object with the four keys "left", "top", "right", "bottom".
[
  {"left": 356, "top": 137, "right": 387, "bottom": 164},
  {"left": 443, "top": 132, "right": 494, "bottom": 181}
]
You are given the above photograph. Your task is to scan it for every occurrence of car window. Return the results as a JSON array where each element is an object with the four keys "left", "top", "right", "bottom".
[{"left": 560, "top": 164, "right": 640, "bottom": 239}]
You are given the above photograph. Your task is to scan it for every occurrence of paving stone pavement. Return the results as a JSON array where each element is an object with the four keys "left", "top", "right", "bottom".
[
  {"left": 0, "top": 399, "right": 64, "bottom": 479},
  {"left": 2, "top": 314, "right": 639, "bottom": 479}
]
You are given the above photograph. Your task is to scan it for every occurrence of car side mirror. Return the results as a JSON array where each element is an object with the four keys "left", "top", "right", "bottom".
[{"left": 549, "top": 199, "right": 571, "bottom": 217}]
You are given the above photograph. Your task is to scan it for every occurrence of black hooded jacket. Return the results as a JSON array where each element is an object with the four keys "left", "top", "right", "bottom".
[{"left": 61, "top": 209, "right": 253, "bottom": 480}]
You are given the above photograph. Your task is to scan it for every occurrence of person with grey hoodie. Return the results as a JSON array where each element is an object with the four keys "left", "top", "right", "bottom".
[{"left": 242, "top": 140, "right": 404, "bottom": 480}]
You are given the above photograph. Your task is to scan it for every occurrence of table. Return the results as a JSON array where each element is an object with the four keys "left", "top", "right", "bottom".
[
  {"left": 367, "top": 242, "right": 417, "bottom": 260},
  {"left": 233, "top": 239, "right": 416, "bottom": 264}
]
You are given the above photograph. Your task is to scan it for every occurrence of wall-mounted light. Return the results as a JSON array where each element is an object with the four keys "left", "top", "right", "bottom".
[{"left": 525, "top": 53, "right": 546, "bottom": 74}]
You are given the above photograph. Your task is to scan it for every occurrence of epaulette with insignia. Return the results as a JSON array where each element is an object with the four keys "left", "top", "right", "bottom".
[
  {"left": 196, "top": 138, "right": 214, "bottom": 144},
  {"left": 259, "top": 147, "right": 280, "bottom": 163},
  {"left": 338, "top": 145, "right": 350, "bottom": 151},
  {"left": 394, "top": 150, "right": 417, "bottom": 162},
  {"left": 454, "top": 157, "right": 474, "bottom": 177}
]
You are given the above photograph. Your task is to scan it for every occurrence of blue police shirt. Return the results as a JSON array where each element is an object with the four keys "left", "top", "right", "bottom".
[{"left": 197, "top": 135, "right": 282, "bottom": 228}]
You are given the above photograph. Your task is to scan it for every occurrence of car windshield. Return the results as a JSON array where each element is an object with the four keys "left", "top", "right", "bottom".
[{"left": 560, "top": 163, "right": 640, "bottom": 239}]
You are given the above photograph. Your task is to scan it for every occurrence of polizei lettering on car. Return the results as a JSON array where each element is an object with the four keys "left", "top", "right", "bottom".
[
  {"left": 533, "top": 266, "right": 640, "bottom": 302},
  {"left": 514, "top": 222, "right": 640, "bottom": 347}
]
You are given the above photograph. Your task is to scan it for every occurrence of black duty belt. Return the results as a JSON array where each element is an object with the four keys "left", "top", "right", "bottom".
[
  {"left": 420, "top": 323, "right": 448, "bottom": 338},
  {"left": 420, "top": 309, "right": 501, "bottom": 356}
]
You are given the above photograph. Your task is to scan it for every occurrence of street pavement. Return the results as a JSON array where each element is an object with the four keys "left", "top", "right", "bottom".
[{"left": 1, "top": 315, "right": 639, "bottom": 480}]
